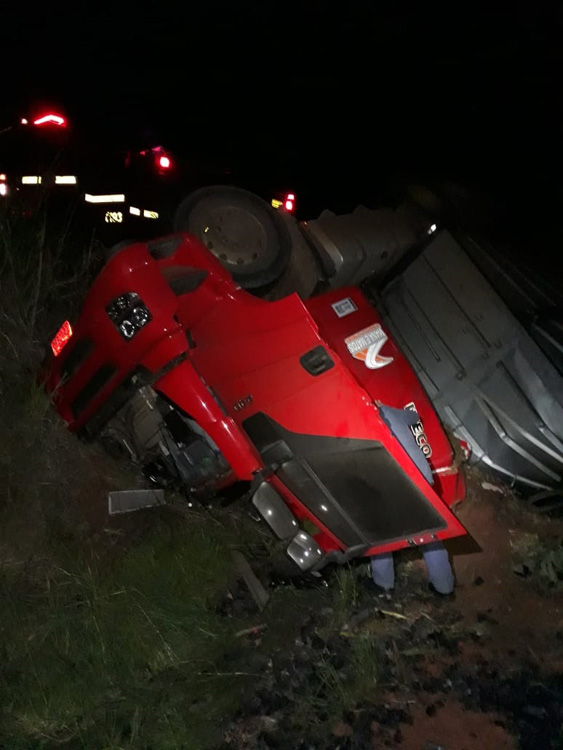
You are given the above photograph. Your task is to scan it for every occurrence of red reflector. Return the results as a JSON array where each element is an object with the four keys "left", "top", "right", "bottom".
[
  {"left": 284, "top": 199, "right": 294, "bottom": 212},
  {"left": 459, "top": 440, "right": 472, "bottom": 461},
  {"left": 158, "top": 155, "right": 171, "bottom": 169},
  {"left": 51, "top": 320, "right": 73, "bottom": 356}
]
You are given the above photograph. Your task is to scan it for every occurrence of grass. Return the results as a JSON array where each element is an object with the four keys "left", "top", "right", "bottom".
[
  {"left": 0, "top": 358, "right": 261, "bottom": 745},
  {"left": 286, "top": 631, "right": 381, "bottom": 740},
  {"left": 319, "top": 634, "right": 381, "bottom": 709},
  {"left": 0, "top": 510, "right": 255, "bottom": 748},
  {"left": 331, "top": 566, "right": 360, "bottom": 630},
  {"left": 255, "top": 565, "right": 382, "bottom": 740}
]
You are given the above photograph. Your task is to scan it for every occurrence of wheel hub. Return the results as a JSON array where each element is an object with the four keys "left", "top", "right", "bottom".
[{"left": 202, "top": 206, "right": 268, "bottom": 267}]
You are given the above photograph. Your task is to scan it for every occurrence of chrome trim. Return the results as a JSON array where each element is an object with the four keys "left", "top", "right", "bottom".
[
  {"left": 286, "top": 531, "right": 324, "bottom": 571},
  {"left": 252, "top": 481, "right": 299, "bottom": 540}
]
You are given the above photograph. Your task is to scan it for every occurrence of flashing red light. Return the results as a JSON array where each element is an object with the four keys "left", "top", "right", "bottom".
[
  {"left": 158, "top": 155, "right": 171, "bottom": 169},
  {"left": 284, "top": 192, "right": 296, "bottom": 212},
  {"left": 33, "top": 114, "right": 66, "bottom": 127},
  {"left": 51, "top": 320, "right": 73, "bottom": 356}
]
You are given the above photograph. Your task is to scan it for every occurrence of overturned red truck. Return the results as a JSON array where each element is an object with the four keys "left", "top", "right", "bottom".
[{"left": 44, "top": 230, "right": 467, "bottom": 575}]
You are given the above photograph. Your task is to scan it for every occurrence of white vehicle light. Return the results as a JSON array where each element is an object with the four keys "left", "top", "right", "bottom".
[
  {"left": 287, "top": 531, "right": 325, "bottom": 571},
  {"left": 85, "top": 193, "right": 125, "bottom": 203}
]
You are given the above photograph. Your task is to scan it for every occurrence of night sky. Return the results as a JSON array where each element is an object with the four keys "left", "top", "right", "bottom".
[{"left": 3, "top": 3, "right": 562, "bottom": 232}]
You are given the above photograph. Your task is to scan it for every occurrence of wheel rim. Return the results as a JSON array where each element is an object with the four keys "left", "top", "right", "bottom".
[{"left": 200, "top": 206, "right": 269, "bottom": 268}]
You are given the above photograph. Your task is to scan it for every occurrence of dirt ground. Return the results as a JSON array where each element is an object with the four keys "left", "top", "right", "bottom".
[
  {"left": 219, "top": 467, "right": 563, "bottom": 750},
  {"left": 366, "top": 468, "right": 563, "bottom": 750}
]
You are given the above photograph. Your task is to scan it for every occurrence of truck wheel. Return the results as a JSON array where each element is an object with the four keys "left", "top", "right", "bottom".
[{"left": 173, "top": 185, "right": 291, "bottom": 289}]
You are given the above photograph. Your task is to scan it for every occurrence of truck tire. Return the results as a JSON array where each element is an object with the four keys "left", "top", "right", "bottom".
[{"left": 173, "top": 185, "right": 291, "bottom": 289}]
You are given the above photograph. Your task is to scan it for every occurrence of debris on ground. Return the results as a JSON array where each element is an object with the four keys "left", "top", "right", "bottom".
[
  {"left": 235, "top": 624, "right": 268, "bottom": 639},
  {"left": 232, "top": 550, "right": 270, "bottom": 611},
  {"left": 481, "top": 481, "right": 506, "bottom": 494},
  {"left": 108, "top": 488, "right": 166, "bottom": 514}
]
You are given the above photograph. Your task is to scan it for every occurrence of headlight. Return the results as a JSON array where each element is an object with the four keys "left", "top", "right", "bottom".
[
  {"left": 106, "top": 292, "right": 152, "bottom": 340},
  {"left": 131, "top": 306, "right": 150, "bottom": 327},
  {"left": 286, "top": 531, "right": 324, "bottom": 571}
]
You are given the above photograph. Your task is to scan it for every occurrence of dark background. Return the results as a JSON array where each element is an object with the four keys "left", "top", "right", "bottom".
[{"left": 3, "top": 3, "right": 562, "bottom": 240}]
